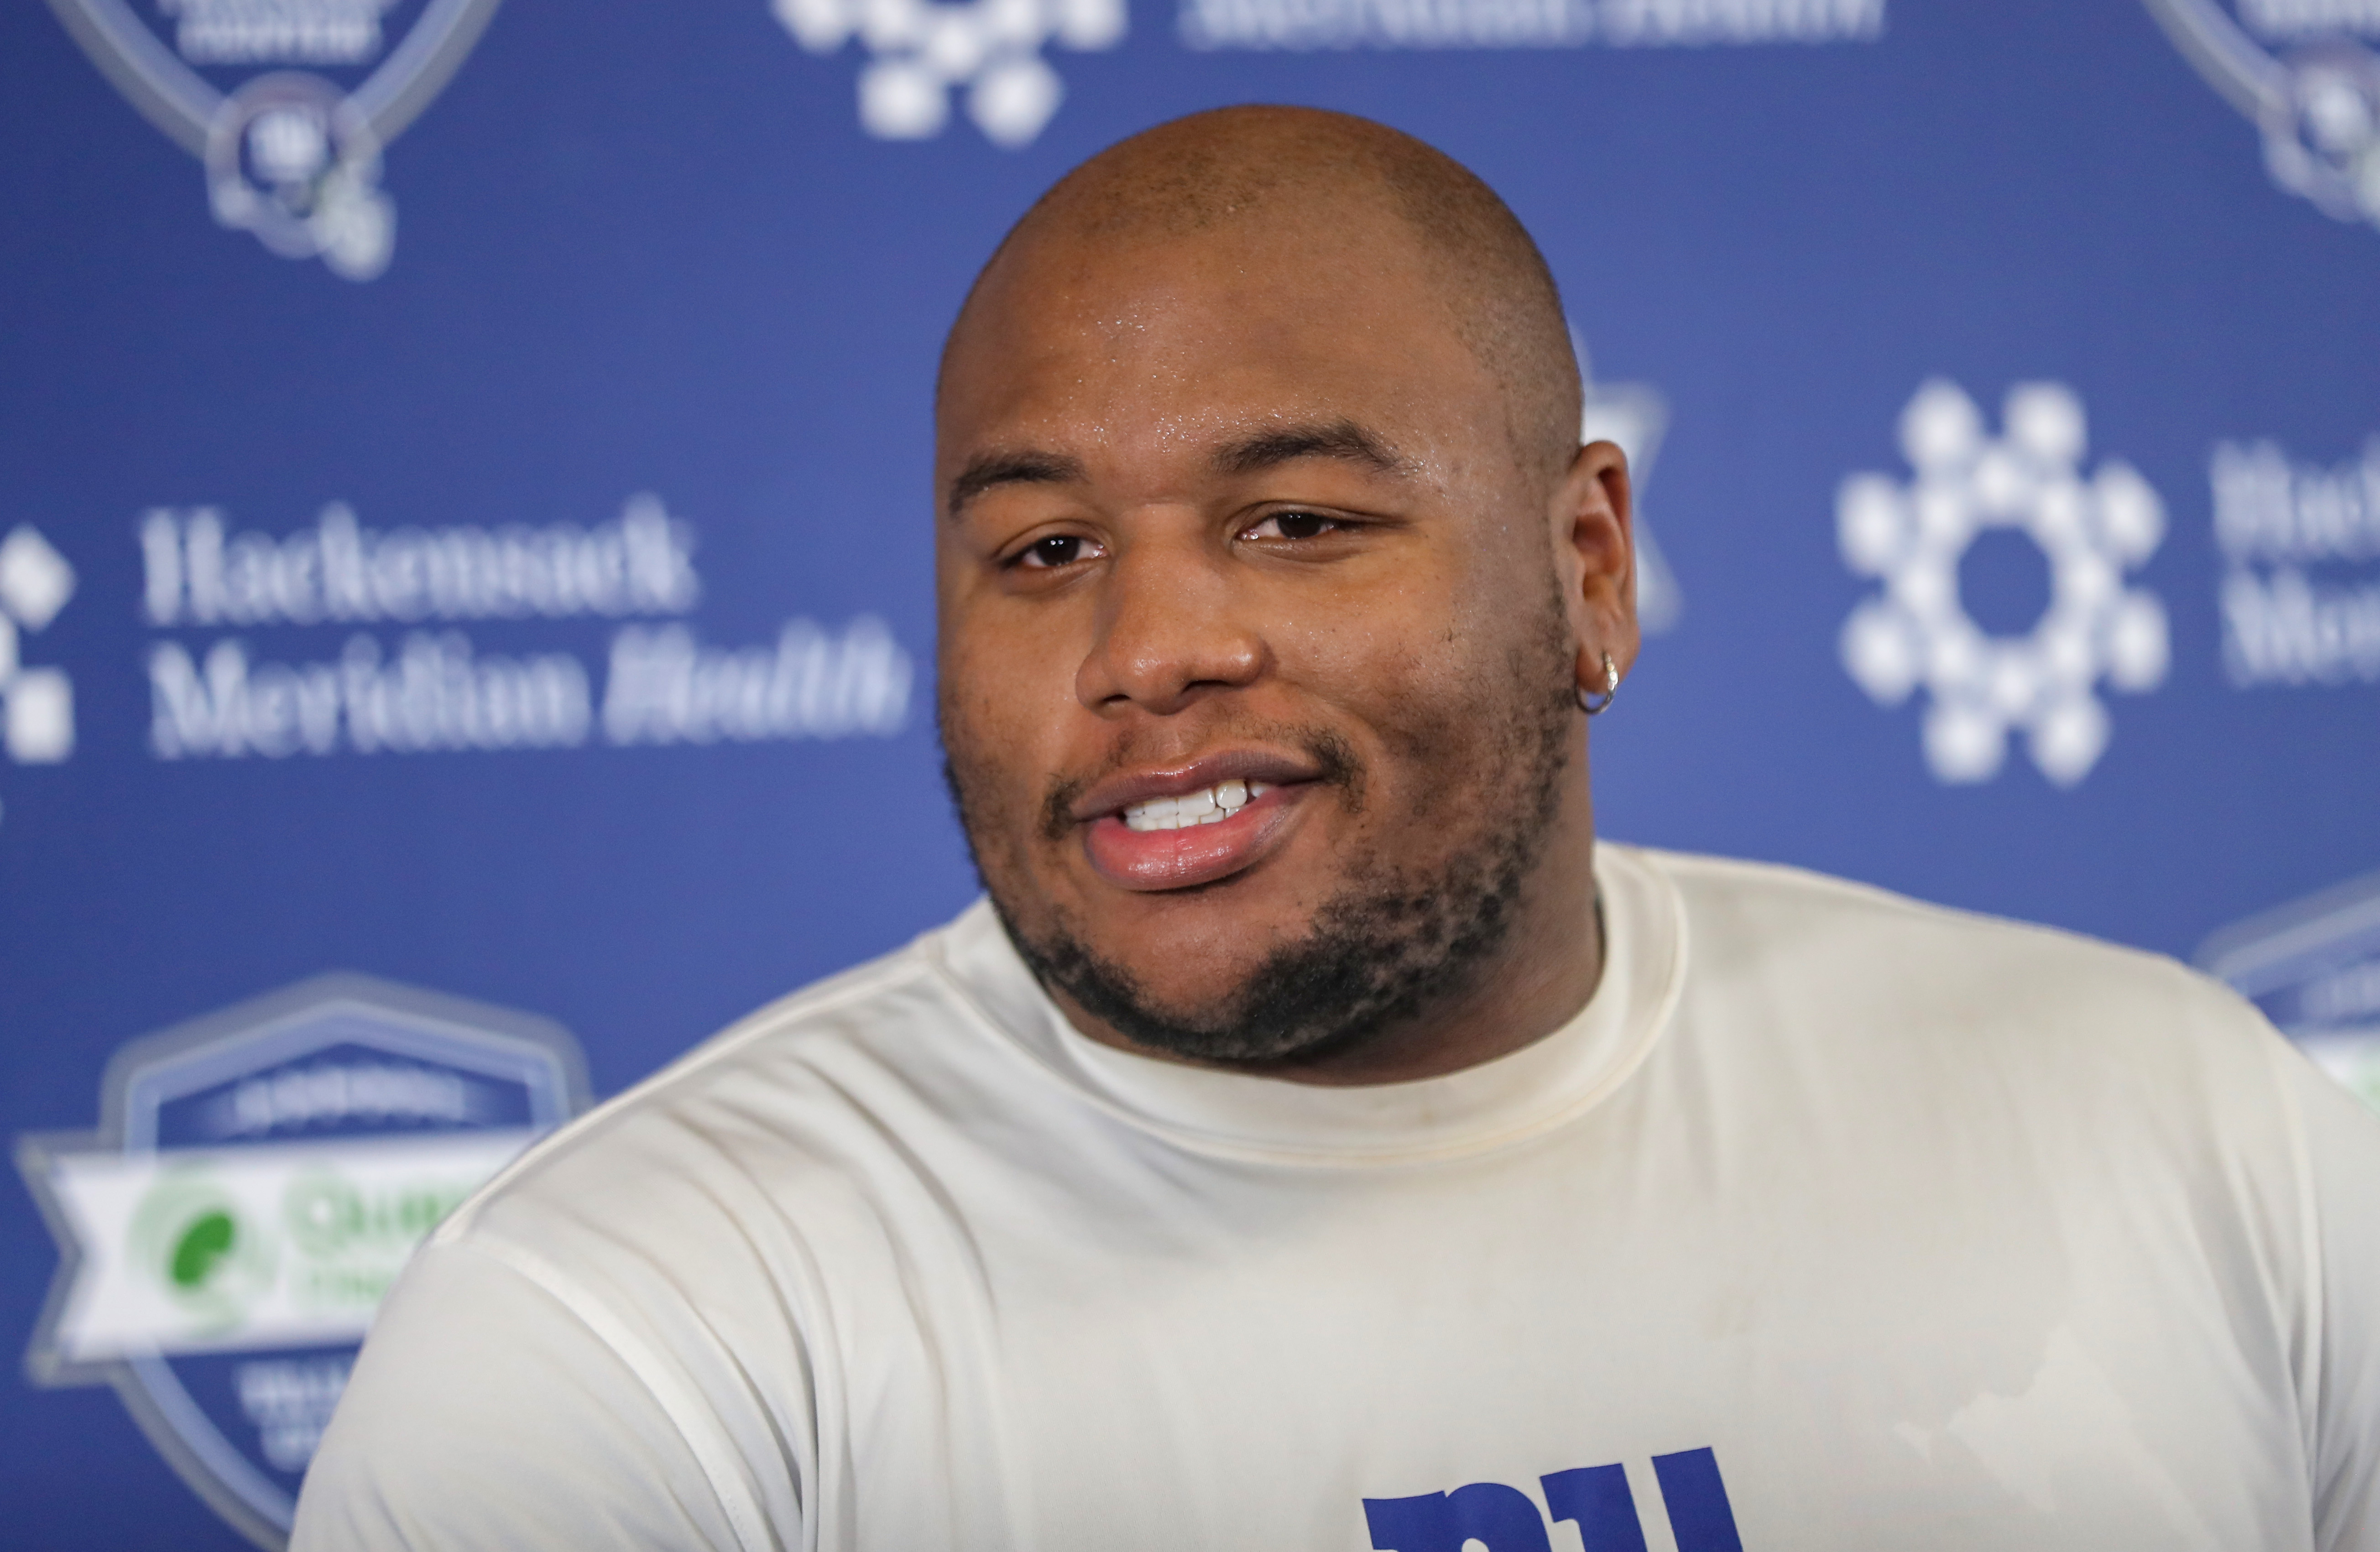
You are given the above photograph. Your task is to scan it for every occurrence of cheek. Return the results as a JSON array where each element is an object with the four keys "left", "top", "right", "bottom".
[
  {"left": 947, "top": 635, "right": 1080, "bottom": 766},
  {"left": 1270, "top": 573, "right": 1491, "bottom": 743},
  {"left": 1268, "top": 569, "right": 1550, "bottom": 822},
  {"left": 939, "top": 618, "right": 1087, "bottom": 850}
]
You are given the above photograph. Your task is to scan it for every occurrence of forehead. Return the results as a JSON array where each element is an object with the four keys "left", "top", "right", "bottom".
[{"left": 937, "top": 215, "right": 1506, "bottom": 473}]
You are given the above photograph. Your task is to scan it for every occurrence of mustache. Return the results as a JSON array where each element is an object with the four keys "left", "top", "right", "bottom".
[{"left": 1037, "top": 724, "right": 1366, "bottom": 844}]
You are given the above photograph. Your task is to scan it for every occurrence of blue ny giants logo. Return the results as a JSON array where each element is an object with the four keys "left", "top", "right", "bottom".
[{"left": 1366, "top": 1448, "right": 1743, "bottom": 1551}]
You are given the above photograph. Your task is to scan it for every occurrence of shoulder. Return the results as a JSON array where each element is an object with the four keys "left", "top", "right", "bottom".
[
  {"left": 1631, "top": 843, "right": 2236, "bottom": 1000},
  {"left": 430, "top": 906, "right": 1030, "bottom": 1283},
  {"left": 1611, "top": 848, "right": 2356, "bottom": 1274},
  {"left": 303, "top": 927, "right": 1023, "bottom": 1547},
  {"left": 1614, "top": 843, "right": 2281, "bottom": 1079}
]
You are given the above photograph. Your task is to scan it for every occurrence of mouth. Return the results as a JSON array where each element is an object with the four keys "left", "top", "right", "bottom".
[{"left": 1073, "top": 754, "right": 1323, "bottom": 893}]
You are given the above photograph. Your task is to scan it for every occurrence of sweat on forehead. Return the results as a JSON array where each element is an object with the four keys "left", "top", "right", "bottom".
[{"left": 940, "top": 105, "right": 1583, "bottom": 475}]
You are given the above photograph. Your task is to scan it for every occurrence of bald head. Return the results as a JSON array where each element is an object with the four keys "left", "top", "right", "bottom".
[{"left": 944, "top": 105, "right": 1582, "bottom": 477}]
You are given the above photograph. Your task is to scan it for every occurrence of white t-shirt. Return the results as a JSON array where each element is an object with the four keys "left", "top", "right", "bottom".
[{"left": 292, "top": 844, "right": 2380, "bottom": 1551}]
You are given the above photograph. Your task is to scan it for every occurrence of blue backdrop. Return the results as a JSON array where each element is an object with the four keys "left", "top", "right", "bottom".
[{"left": 5, "top": 0, "right": 2378, "bottom": 1544}]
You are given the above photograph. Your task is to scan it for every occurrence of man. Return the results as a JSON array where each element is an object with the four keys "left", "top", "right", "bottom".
[{"left": 294, "top": 107, "right": 2380, "bottom": 1550}]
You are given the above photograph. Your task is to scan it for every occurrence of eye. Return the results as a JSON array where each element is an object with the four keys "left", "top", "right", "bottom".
[
  {"left": 1242, "top": 510, "right": 1347, "bottom": 542},
  {"left": 1013, "top": 534, "right": 1101, "bottom": 569}
]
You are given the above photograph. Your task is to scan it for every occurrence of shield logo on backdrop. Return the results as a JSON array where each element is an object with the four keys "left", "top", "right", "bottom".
[
  {"left": 44, "top": 0, "right": 504, "bottom": 278},
  {"left": 17, "top": 974, "right": 588, "bottom": 1549},
  {"left": 2144, "top": 0, "right": 2380, "bottom": 232}
]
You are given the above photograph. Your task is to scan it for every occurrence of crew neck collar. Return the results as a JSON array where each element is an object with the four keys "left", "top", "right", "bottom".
[{"left": 931, "top": 842, "right": 1687, "bottom": 1167}]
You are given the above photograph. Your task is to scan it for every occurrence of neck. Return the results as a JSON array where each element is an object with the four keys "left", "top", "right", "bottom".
[{"left": 1054, "top": 795, "right": 1607, "bottom": 1088}]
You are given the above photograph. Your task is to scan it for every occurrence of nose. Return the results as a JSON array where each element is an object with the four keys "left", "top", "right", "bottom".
[{"left": 1075, "top": 527, "right": 1265, "bottom": 715}]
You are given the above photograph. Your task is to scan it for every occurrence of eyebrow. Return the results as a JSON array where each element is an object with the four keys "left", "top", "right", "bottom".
[
  {"left": 1213, "top": 420, "right": 1406, "bottom": 478},
  {"left": 947, "top": 450, "right": 1087, "bottom": 520},
  {"left": 944, "top": 419, "right": 1406, "bottom": 521}
]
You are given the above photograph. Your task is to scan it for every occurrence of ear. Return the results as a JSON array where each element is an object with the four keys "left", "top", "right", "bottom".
[{"left": 1550, "top": 439, "right": 1641, "bottom": 695}]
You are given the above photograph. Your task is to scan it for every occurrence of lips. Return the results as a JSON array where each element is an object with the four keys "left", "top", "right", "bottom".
[{"left": 1073, "top": 752, "right": 1322, "bottom": 892}]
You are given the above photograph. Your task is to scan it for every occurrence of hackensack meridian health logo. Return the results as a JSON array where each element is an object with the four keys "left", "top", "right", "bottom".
[
  {"left": 772, "top": 0, "right": 1126, "bottom": 146},
  {"left": 45, "top": 0, "right": 506, "bottom": 278},
  {"left": 1838, "top": 379, "right": 2171, "bottom": 787},
  {"left": 0, "top": 526, "right": 78, "bottom": 798},
  {"left": 2145, "top": 0, "right": 2380, "bottom": 231},
  {"left": 18, "top": 976, "right": 588, "bottom": 1550}
]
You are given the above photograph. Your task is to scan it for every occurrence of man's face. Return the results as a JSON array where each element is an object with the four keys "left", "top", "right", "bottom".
[{"left": 936, "top": 210, "right": 1623, "bottom": 1064}]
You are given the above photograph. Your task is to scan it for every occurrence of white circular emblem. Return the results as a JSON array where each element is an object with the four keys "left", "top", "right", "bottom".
[{"left": 1838, "top": 380, "right": 2170, "bottom": 787}]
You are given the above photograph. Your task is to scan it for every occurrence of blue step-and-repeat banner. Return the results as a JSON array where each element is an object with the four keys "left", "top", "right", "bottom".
[{"left": 3, "top": 0, "right": 2377, "bottom": 1545}]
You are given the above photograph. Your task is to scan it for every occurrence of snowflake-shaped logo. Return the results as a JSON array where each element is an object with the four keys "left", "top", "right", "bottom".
[
  {"left": 773, "top": 0, "right": 1127, "bottom": 147},
  {"left": 1837, "top": 379, "right": 2169, "bottom": 787}
]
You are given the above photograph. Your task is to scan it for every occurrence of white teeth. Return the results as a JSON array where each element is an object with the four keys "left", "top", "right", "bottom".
[{"left": 1121, "top": 779, "right": 1267, "bottom": 833}]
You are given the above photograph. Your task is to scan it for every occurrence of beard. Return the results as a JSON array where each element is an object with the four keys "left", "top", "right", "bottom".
[{"left": 941, "top": 586, "right": 1580, "bottom": 1068}]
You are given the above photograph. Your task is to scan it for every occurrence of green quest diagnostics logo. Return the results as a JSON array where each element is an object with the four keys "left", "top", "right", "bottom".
[
  {"left": 19, "top": 974, "right": 587, "bottom": 1550},
  {"left": 136, "top": 1172, "right": 275, "bottom": 1332},
  {"left": 102, "top": 1146, "right": 493, "bottom": 1348}
]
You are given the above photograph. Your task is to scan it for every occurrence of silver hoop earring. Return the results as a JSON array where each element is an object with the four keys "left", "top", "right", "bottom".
[{"left": 1577, "top": 651, "right": 1619, "bottom": 716}]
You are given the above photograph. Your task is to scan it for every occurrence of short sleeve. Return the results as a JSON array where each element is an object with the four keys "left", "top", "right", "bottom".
[{"left": 290, "top": 1238, "right": 766, "bottom": 1552}]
